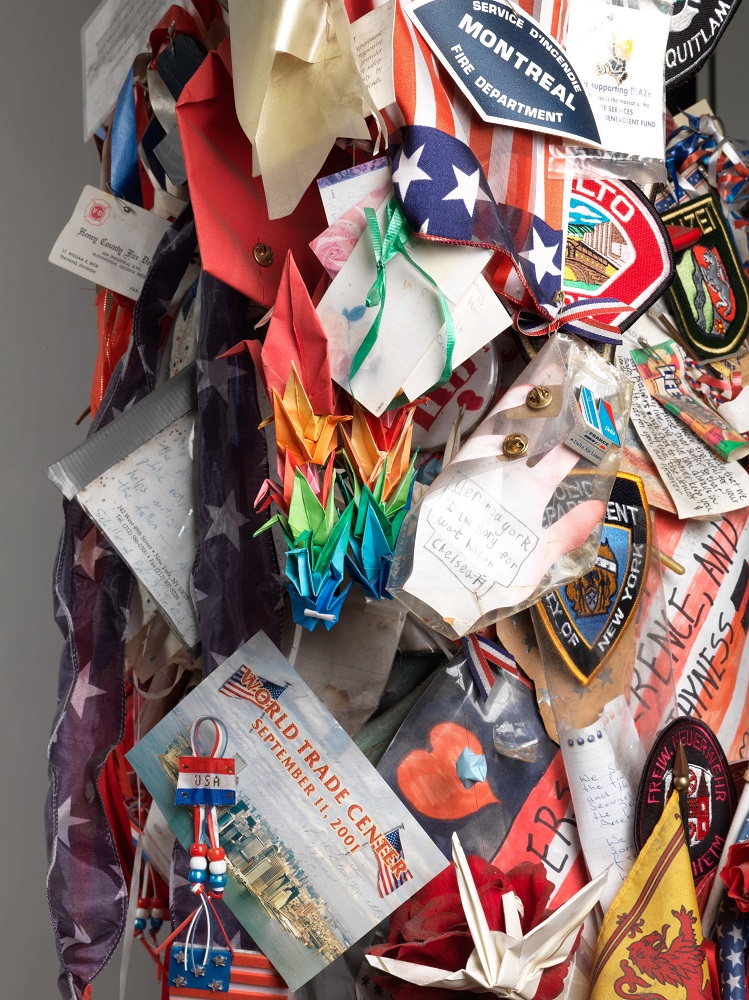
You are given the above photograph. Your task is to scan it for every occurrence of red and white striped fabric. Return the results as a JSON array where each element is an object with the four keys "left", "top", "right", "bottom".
[
  {"left": 345, "top": 0, "right": 569, "bottom": 318},
  {"left": 169, "top": 949, "right": 289, "bottom": 999}
]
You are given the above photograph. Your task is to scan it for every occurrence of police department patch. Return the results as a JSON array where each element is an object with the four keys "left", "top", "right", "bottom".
[
  {"left": 533, "top": 472, "right": 650, "bottom": 684},
  {"left": 635, "top": 717, "right": 736, "bottom": 883},
  {"left": 665, "top": 0, "right": 743, "bottom": 89},
  {"left": 661, "top": 193, "right": 749, "bottom": 358}
]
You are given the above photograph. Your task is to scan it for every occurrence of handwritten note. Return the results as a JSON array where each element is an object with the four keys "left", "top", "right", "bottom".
[
  {"left": 424, "top": 477, "right": 538, "bottom": 594},
  {"left": 560, "top": 697, "right": 638, "bottom": 911},
  {"left": 77, "top": 413, "right": 200, "bottom": 649},
  {"left": 617, "top": 347, "right": 749, "bottom": 518}
]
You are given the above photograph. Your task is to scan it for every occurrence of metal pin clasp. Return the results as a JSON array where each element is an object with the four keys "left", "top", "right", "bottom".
[
  {"left": 526, "top": 385, "right": 553, "bottom": 410},
  {"left": 502, "top": 433, "right": 528, "bottom": 458},
  {"left": 253, "top": 243, "right": 274, "bottom": 267}
]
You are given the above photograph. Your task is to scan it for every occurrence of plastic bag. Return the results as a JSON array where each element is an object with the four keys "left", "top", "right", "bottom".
[{"left": 388, "top": 332, "right": 632, "bottom": 638}]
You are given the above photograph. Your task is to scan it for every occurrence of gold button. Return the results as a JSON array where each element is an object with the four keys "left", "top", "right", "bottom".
[
  {"left": 553, "top": 290, "right": 565, "bottom": 305},
  {"left": 502, "top": 433, "right": 528, "bottom": 458},
  {"left": 253, "top": 243, "right": 274, "bottom": 267},
  {"left": 526, "top": 385, "right": 553, "bottom": 410}
]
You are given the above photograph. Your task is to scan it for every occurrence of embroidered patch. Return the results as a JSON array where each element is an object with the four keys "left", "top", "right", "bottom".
[
  {"left": 661, "top": 193, "right": 749, "bottom": 358},
  {"left": 665, "top": 0, "right": 743, "bottom": 89},
  {"left": 561, "top": 178, "right": 674, "bottom": 332},
  {"left": 533, "top": 472, "right": 650, "bottom": 684},
  {"left": 635, "top": 716, "right": 736, "bottom": 883}
]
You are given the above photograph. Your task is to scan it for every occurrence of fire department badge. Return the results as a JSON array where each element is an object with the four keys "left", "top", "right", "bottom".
[
  {"left": 635, "top": 717, "right": 736, "bottom": 883},
  {"left": 532, "top": 472, "right": 650, "bottom": 684},
  {"left": 661, "top": 193, "right": 749, "bottom": 358}
]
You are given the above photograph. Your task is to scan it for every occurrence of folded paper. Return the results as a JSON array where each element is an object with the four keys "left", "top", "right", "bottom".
[
  {"left": 221, "top": 251, "right": 336, "bottom": 414},
  {"left": 228, "top": 0, "right": 375, "bottom": 219},
  {"left": 368, "top": 833, "right": 607, "bottom": 999}
]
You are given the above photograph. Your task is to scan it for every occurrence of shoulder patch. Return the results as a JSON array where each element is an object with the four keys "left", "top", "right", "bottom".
[
  {"left": 665, "top": 0, "right": 744, "bottom": 90},
  {"left": 534, "top": 472, "right": 650, "bottom": 684},
  {"left": 635, "top": 716, "right": 736, "bottom": 883},
  {"left": 661, "top": 193, "right": 749, "bottom": 358}
]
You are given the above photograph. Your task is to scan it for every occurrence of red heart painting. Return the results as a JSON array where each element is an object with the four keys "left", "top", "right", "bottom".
[{"left": 396, "top": 722, "right": 500, "bottom": 821}]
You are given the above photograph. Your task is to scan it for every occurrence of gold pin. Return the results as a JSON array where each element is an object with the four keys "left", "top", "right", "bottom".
[
  {"left": 526, "top": 386, "right": 553, "bottom": 410},
  {"left": 502, "top": 433, "right": 528, "bottom": 458},
  {"left": 253, "top": 243, "right": 274, "bottom": 267}
]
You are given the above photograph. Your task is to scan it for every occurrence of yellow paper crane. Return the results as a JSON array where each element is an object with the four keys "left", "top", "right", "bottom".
[{"left": 261, "top": 363, "right": 351, "bottom": 467}]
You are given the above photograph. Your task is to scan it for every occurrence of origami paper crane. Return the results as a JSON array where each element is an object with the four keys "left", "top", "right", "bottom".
[
  {"left": 340, "top": 456, "right": 416, "bottom": 600},
  {"left": 220, "top": 251, "right": 336, "bottom": 415},
  {"left": 255, "top": 452, "right": 334, "bottom": 518},
  {"left": 456, "top": 748, "right": 487, "bottom": 788},
  {"left": 262, "top": 365, "right": 350, "bottom": 467},
  {"left": 368, "top": 834, "right": 608, "bottom": 999},
  {"left": 228, "top": 0, "right": 374, "bottom": 219},
  {"left": 340, "top": 403, "right": 416, "bottom": 503},
  {"left": 256, "top": 470, "right": 353, "bottom": 630}
]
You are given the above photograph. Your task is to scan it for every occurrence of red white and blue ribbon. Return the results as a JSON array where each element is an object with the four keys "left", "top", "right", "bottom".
[
  {"left": 461, "top": 633, "right": 518, "bottom": 702},
  {"left": 514, "top": 299, "right": 632, "bottom": 345}
]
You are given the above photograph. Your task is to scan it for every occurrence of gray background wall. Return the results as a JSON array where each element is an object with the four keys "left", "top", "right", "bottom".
[{"left": 1, "top": 1, "right": 747, "bottom": 998}]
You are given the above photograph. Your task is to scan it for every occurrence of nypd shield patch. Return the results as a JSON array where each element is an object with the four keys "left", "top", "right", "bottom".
[{"left": 534, "top": 472, "right": 650, "bottom": 684}]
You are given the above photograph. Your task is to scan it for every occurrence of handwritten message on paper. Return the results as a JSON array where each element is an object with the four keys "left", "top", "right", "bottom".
[
  {"left": 617, "top": 349, "right": 749, "bottom": 518},
  {"left": 77, "top": 412, "right": 200, "bottom": 649},
  {"left": 82, "top": 0, "right": 173, "bottom": 139},
  {"left": 424, "top": 478, "right": 538, "bottom": 593},
  {"left": 560, "top": 699, "right": 637, "bottom": 911}
]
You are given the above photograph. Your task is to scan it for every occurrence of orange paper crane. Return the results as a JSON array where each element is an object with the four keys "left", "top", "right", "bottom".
[
  {"left": 264, "top": 364, "right": 351, "bottom": 467},
  {"left": 340, "top": 402, "right": 416, "bottom": 502}
]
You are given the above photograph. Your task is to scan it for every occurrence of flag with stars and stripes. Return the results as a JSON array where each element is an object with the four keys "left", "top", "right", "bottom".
[
  {"left": 716, "top": 898, "right": 749, "bottom": 1000},
  {"left": 220, "top": 665, "right": 288, "bottom": 702},
  {"left": 46, "top": 211, "right": 283, "bottom": 998},
  {"left": 461, "top": 633, "right": 518, "bottom": 702},
  {"left": 46, "top": 210, "right": 201, "bottom": 1000},
  {"left": 169, "top": 947, "right": 290, "bottom": 999},
  {"left": 376, "top": 828, "right": 413, "bottom": 898},
  {"left": 380, "top": 0, "right": 567, "bottom": 324}
]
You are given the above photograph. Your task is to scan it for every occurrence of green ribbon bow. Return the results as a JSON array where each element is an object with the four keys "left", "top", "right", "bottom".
[{"left": 348, "top": 197, "right": 455, "bottom": 389}]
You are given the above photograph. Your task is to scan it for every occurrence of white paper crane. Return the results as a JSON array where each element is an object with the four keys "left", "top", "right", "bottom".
[{"left": 368, "top": 833, "right": 607, "bottom": 999}]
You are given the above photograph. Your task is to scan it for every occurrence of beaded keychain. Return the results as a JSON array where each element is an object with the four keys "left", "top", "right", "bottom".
[{"left": 155, "top": 716, "right": 237, "bottom": 987}]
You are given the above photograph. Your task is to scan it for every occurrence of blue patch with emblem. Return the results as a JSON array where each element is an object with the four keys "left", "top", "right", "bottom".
[{"left": 533, "top": 472, "right": 650, "bottom": 684}]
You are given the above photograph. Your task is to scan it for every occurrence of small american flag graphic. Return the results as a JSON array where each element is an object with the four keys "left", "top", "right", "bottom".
[
  {"left": 169, "top": 948, "right": 289, "bottom": 999},
  {"left": 461, "top": 633, "right": 518, "bottom": 702},
  {"left": 219, "top": 666, "right": 288, "bottom": 702},
  {"left": 377, "top": 828, "right": 413, "bottom": 898}
]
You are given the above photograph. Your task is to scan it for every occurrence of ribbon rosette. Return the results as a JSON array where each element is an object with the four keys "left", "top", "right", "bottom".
[{"left": 368, "top": 834, "right": 607, "bottom": 1000}]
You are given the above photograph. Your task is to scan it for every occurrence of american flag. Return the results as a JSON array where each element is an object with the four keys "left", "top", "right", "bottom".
[
  {"left": 219, "top": 666, "right": 288, "bottom": 702},
  {"left": 376, "top": 827, "right": 413, "bottom": 898},
  {"left": 461, "top": 633, "right": 518, "bottom": 702},
  {"left": 381, "top": 0, "right": 567, "bottom": 321},
  {"left": 716, "top": 897, "right": 749, "bottom": 1000},
  {"left": 169, "top": 947, "right": 290, "bottom": 999}
]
